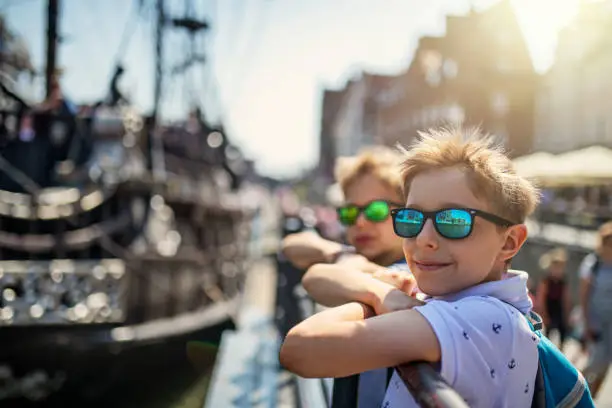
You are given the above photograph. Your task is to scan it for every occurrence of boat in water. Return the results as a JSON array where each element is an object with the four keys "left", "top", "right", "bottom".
[{"left": 0, "top": 70, "right": 257, "bottom": 403}]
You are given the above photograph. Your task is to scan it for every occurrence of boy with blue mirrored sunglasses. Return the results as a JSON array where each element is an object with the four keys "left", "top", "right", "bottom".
[{"left": 280, "top": 128, "right": 582, "bottom": 407}]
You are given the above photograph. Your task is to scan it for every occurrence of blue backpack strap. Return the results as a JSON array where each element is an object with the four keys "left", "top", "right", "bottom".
[
  {"left": 521, "top": 312, "right": 547, "bottom": 408},
  {"left": 527, "top": 311, "right": 544, "bottom": 332},
  {"left": 498, "top": 299, "right": 543, "bottom": 332}
]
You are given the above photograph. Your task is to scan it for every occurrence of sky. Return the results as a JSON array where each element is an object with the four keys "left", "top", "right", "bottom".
[{"left": 2, "top": 0, "right": 581, "bottom": 178}]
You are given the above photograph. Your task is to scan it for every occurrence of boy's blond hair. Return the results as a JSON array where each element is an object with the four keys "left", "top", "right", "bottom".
[
  {"left": 399, "top": 127, "right": 540, "bottom": 224},
  {"left": 334, "top": 146, "right": 404, "bottom": 198}
]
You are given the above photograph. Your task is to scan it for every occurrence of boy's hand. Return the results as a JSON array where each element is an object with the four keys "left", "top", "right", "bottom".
[
  {"left": 373, "top": 286, "right": 425, "bottom": 315},
  {"left": 336, "top": 254, "right": 380, "bottom": 274},
  {"left": 372, "top": 268, "right": 417, "bottom": 295},
  {"left": 281, "top": 231, "right": 343, "bottom": 270}
]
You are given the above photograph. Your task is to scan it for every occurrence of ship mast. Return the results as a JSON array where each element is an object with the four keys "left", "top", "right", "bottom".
[
  {"left": 152, "top": 0, "right": 209, "bottom": 121},
  {"left": 44, "top": 0, "right": 60, "bottom": 99},
  {"left": 152, "top": 0, "right": 164, "bottom": 121}
]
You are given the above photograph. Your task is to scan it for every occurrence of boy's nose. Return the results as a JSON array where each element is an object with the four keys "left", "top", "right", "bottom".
[
  {"left": 354, "top": 212, "right": 369, "bottom": 227},
  {"left": 415, "top": 219, "right": 439, "bottom": 250}
]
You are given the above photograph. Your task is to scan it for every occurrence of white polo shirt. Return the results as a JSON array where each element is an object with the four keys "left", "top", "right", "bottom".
[{"left": 381, "top": 271, "right": 539, "bottom": 408}]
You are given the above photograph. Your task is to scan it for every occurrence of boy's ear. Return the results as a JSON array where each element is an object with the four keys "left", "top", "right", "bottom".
[{"left": 500, "top": 224, "right": 528, "bottom": 262}]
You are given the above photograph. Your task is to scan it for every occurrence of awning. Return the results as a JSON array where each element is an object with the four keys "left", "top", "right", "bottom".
[{"left": 513, "top": 146, "right": 612, "bottom": 187}]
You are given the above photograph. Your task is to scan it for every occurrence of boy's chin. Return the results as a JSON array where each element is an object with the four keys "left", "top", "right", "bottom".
[
  {"left": 360, "top": 247, "right": 390, "bottom": 263},
  {"left": 416, "top": 278, "right": 448, "bottom": 296},
  {"left": 418, "top": 278, "right": 471, "bottom": 297},
  {"left": 421, "top": 286, "right": 454, "bottom": 297}
]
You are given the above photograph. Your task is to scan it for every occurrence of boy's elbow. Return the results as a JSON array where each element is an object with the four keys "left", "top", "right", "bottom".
[
  {"left": 279, "top": 327, "right": 319, "bottom": 378},
  {"left": 280, "top": 237, "right": 296, "bottom": 260},
  {"left": 281, "top": 243, "right": 311, "bottom": 270},
  {"left": 301, "top": 264, "right": 322, "bottom": 292}
]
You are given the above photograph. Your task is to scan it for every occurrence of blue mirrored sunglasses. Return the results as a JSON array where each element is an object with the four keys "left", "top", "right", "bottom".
[{"left": 391, "top": 208, "right": 514, "bottom": 240}]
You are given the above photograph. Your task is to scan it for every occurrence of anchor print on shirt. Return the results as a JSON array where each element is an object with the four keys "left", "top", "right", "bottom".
[
  {"left": 508, "top": 359, "right": 517, "bottom": 369},
  {"left": 490, "top": 369, "right": 496, "bottom": 379},
  {"left": 463, "top": 331, "right": 469, "bottom": 340},
  {"left": 492, "top": 323, "right": 502, "bottom": 334},
  {"left": 524, "top": 382, "right": 530, "bottom": 394}
]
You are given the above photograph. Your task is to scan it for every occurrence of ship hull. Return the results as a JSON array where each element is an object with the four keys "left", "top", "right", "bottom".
[{"left": 0, "top": 299, "right": 236, "bottom": 405}]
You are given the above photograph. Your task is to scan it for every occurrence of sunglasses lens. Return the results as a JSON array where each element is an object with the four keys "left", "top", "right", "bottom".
[
  {"left": 393, "top": 209, "right": 424, "bottom": 237},
  {"left": 338, "top": 206, "right": 359, "bottom": 225},
  {"left": 364, "top": 201, "right": 390, "bottom": 222},
  {"left": 436, "top": 209, "right": 472, "bottom": 239}
]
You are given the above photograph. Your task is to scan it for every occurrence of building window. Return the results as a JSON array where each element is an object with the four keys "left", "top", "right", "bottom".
[
  {"left": 443, "top": 58, "right": 458, "bottom": 79},
  {"left": 491, "top": 92, "right": 509, "bottom": 116},
  {"left": 425, "top": 70, "right": 441, "bottom": 87},
  {"left": 447, "top": 103, "right": 465, "bottom": 124},
  {"left": 421, "top": 49, "right": 443, "bottom": 87},
  {"left": 420, "top": 50, "right": 443, "bottom": 72}
]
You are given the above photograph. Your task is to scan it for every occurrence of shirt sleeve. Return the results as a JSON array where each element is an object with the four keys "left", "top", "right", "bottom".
[
  {"left": 413, "top": 296, "right": 538, "bottom": 407},
  {"left": 578, "top": 253, "right": 597, "bottom": 279}
]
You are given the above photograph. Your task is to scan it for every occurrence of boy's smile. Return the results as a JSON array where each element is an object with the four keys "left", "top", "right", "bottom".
[
  {"left": 413, "top": 260, "right": 453, "bottom": 272},
  {"left": 402, "top": 167, "right": 524, "bottom": 296}
]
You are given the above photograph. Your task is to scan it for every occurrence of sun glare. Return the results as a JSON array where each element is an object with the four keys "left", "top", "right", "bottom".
[{"left": 511, "top": 0, "right": 581, "bottom": 70}]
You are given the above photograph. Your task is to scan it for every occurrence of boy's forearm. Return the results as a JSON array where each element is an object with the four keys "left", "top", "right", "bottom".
[
  {"left": 302, "top": 263, "right": 392, "bottom": 308},
  {"left": 279, "top": 302, "right": 375, "bottom": 377},
  {"left": 303, "top": 301, "right": 376, "bottom": 322},
  {"left": 280, "top": 304, "right": 440, "bottom": 378}
]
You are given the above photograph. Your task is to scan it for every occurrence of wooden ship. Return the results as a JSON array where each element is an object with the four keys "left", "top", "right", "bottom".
[{"left": 0, "top": 1, "right": 256, "bottom": 403}]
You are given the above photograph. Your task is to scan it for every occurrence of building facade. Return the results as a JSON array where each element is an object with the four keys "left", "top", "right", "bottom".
[
  {"left": 318, "top": 88, "right": 346, "bottom": 183},
  {"left": 374, "top": 0, "right": 537, "bottom": 156},
  {"left": 534, "top": 0, "right": 612, "bottom": 153},
  {"left": 317, "top": 0, "right": 543, "bottom": 188},
  {"left": 317, "top": 73, "right": 394, "bottom": 181}
]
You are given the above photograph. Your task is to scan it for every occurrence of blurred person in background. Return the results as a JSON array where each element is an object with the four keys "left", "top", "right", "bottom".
[
  {"left": 580, "top": 221, "right": 612, "bottom": 398},
  {"left": 281, "top": 146, "right": 417, "bottom": 408},
  {"left": 537, "top": 247, "right": 571, "bottom": 351}
]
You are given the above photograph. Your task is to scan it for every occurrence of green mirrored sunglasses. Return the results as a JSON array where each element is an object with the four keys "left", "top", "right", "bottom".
[{"left": 337, "top": 200, "right": 403, "bottom": 226}]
